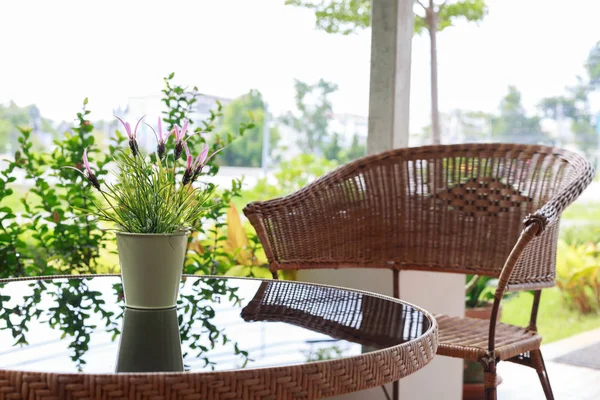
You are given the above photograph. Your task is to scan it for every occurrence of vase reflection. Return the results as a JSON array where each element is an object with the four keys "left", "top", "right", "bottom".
[{"left": 115, "top": 307, "right": 184, "bottom": 373}]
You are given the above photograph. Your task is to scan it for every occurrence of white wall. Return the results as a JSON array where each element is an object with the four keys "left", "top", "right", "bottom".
[{"left": 297, "top": 269, "right": 463, "bottom": 400}]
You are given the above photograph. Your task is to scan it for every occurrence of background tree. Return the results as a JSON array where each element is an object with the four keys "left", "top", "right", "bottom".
[
  {"left": 538, "top": 87, "right": 595, "bottom": 153},
  {"left": 217, "top": 90, "right": 280, "bottom": 167},
  {"left": 285, "top": 0, "right": 488, "bottom": 145},
  {"left": 281, "top": 79, "right": 337, "bottom": 155},
  {"left": 586, "top": 41, "right": 600, "bottom": 89},
  {"left": 538, "top": 42, "right": 600, "bottom": 158},
  {"left": 452, "top": 109, "right": 491, "bottom": 142},
  {"left": 491, "top": 86, "right": 550, "bottom": 144},
  {"left": 0, "top": 102, "right": 57, "bottom": 153},
  {"left": 281, "top": 78, "right": 366, "bottom": 161},
  {"left": 323, "top": 133, "right": 366, "bottom": 162}
]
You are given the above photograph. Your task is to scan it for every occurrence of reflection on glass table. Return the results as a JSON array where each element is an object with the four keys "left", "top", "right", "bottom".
[
  {"left": 0, "top": 275, "right": 437, "bottom": 400},
  {"left": 116, "top": 308, "right": 183, "bottom": 373},
  {"left": 0, "top": 276, "right": 430, "bottom": 374}
]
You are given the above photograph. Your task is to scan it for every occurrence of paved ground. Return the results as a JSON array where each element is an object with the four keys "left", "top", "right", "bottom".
[{"left": 498, "top": 328, "right": 600, "bottom": 400}]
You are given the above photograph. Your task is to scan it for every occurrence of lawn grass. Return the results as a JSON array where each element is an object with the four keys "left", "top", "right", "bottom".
[
  {"left": 501, "top": 287, "right": 600, "bottom": 343},
  {"left": 562, "top": 201, "right": 600, "bottom": 221}
]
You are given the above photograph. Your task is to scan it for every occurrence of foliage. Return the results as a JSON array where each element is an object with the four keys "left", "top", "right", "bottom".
[
  {"left": 586, "top": 41, "right": 600, "bottom": 89},
  {"left": 285, "top": 0, "right": 487, "bottom": 36},
  {"left": 490, "top": 86, "right": 551, "bottom": 145},
  {"left": 0, "top": 74, "right": 255, "bottom": 371},
  {"left": 539, "top": 79, "right": 595, "bottom": 154},
  {"left": 161, "top": 72, "right": 199, "bottom": 133},
  {"left": 323, "top": 132, "right": 366, "bottom": 163},
  {"left": 465, "top": 275, "right": 495, "bottom": 308},
  {"left": 0, "top": 155, "right": 26, "bottom": 276},
  {"left": 243, "top": 154, "right": 338, "bottom": 202},
  {"left": 222, "top": 203, "right": 271, "bottom": 279},
  {"left": 539, "top": 42, "right": 599, "bottom": 159},
  {"left": 561, "top": 224, "right": 600, "bottom": 246},
  {"left": 0, "top": 276, "right": 249, "bottom": 371},
  {"left": 0, "top": 99, "right": 112, "bottom": 277},
  {"left": 0, "top": 101, "right": 58, "bottom": 153},
  {"left": 218, "top": 90, "right": 280, "bottom": 168},
  {"left": 176, "top": 277, "right": 251, "bottom": 369},
  {"left": 286, "top": 0, "right": 486, "bottom": 145},
  {"left": 502, "top": 286, "right": 600, "bottom": 344},
  {"left": 160, "top": 73, "right": 253, "bottom": 276},
  {"left": 556, "top": 240, "right": 600, "bottom": 314},
  {"left": 0, "top": 73, "right": 258, "bottom": 278},
  {"left": 81, "top": 128, "right": 217, "bottom": 234},
  {"left": 303, "top": 345, "right": 347, "bottom": 362},
  {"left": 452, "top": 110, "right": 491, "bottom": 142},
  {"left": 281, "top": 78, "right": 338, "bottom": 156},
  {"left": 280, "top": 78, "right": 365, "bottom": 161},
  {"left": 0, "top": 278, "right": 118, "bottom": 371}
]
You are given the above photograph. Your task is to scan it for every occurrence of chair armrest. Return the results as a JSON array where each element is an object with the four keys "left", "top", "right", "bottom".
[
  {"left": 525, "top": 155, "right": 594, "bottom": 233},
  {"left": 243, "top": 190, "right": 329, "bottom": 271},
  {"left": 243, "top": 170, "right": 370, "bottom": 272}
]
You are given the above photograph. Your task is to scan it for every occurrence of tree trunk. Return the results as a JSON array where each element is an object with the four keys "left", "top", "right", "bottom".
[{"left": 428, "top": 7, "right": 441, "bottom": 145}]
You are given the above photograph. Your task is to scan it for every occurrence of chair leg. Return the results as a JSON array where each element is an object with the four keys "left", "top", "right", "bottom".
[
  {"left": 531, "top": 349, "right": 554, "bottom": 400},
  {"left": 483, "top": 360, "right": 499, "bottom": 400},
  {"left": 380, "top": 383, "right": 392, "bottom": 400},
  {"left": 393, "top": 380, "right": 399, "bottom": 400}
]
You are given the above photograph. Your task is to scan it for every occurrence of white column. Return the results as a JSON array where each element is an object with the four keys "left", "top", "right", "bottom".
[
  {"left": 367, "top": 0, "right": 412, "bottom": 152},
  {"left": 302, "top": 0, "right": 463, "bottom": 399}
]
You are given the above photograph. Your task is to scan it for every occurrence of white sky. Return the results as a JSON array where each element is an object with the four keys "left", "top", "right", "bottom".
[{"left": 1, "top": 0, "right": 600, "bottom": 132}]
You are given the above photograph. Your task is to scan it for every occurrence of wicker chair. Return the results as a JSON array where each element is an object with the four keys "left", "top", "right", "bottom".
[{"left": 243, "top": 144, "right": 594, "bottom": 400}]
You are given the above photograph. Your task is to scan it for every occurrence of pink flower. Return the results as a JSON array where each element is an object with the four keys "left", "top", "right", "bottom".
[
  {"left": 173, "top": 119, "right": 191, "bottom": 161},
  {"left": 181, "top": 141, "right": 222, "bottom": 185},
  {"left": 83, "top": 148, "right": 100, "bottom": 190},
  {"left": 173, "top": 119, "right": 189, "bottom": 142},
  {"left": 147, "top": 117, "right": 169, "bottom": 159},
  {"left": 115, "top": 115, "right": 145, "bottom": 156}
]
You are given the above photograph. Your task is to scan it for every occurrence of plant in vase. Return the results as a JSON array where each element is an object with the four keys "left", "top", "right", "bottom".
[{"left": 73, "top": 116, "right": 222, "bottom": 309}]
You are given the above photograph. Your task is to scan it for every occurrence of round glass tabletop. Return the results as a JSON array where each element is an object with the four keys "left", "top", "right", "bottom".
[{"left": 0, "top": 275, "right": 433, "bottom": 375}]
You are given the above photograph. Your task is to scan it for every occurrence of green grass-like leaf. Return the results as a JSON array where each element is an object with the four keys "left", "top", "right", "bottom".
[{"left": 89, "top": 151, "right": 214, "bottom": 234}]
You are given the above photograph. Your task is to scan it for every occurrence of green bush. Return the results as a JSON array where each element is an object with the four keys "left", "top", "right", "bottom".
[
  {"left": 465, "top": 275, "right": 496, "bottom": 308},
  {"left": 556, "top": 240, "right": 600, "bottom": 314},
  {"left": 560, "top": 224, "right": 600, "bottom": 246},
  {"left": 242, "top": 153, "right": 338, "bottom": 203},
  {"left": 0, "top": 100, "right": 112, "bottom": 277},
  {"left": 0, "top": 73, "right": 256, "bottom": 279},
  {"left": 0, "top": 73, "right": 257, "bottom": 371}
]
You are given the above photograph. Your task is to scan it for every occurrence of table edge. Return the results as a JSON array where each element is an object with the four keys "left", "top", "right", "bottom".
[{"left": 0, "top": 274, "right": 439, "bottom": 399}]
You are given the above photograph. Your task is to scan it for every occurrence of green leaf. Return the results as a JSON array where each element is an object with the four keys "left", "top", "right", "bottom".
[
  {"left": 250, "top": 266, "right": 272, "bottom": 279},
  {"left": 285, "top": 0, "right": 487, "bottom": 35},
  {"left": 224, "top": 265, "right": 251, "bottom": 277}
]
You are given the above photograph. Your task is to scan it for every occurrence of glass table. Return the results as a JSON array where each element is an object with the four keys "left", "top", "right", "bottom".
[{"left": 0, "top": 275, "right": 438, "bottom": 399}]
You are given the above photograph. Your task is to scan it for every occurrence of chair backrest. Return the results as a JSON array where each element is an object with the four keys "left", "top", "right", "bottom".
[{"left": 244, "top": 144, "right": 593, "bottom": 290}]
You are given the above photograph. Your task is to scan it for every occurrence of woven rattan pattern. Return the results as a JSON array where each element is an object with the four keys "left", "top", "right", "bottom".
[
  {"left": 436, "top": 315, "right": 541, "bottom": 361},
  {"left": 0, "top": 275, "right": 438, "bottom": 400},
  {"left": 244, "top": 143, "right": 594, "bottom": 399},
  {"left": 241, "top": 281, "right": 431, "bottom": 349},
  {"left": 244, "top": 143, "right": 594, "bottom": 290}
]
